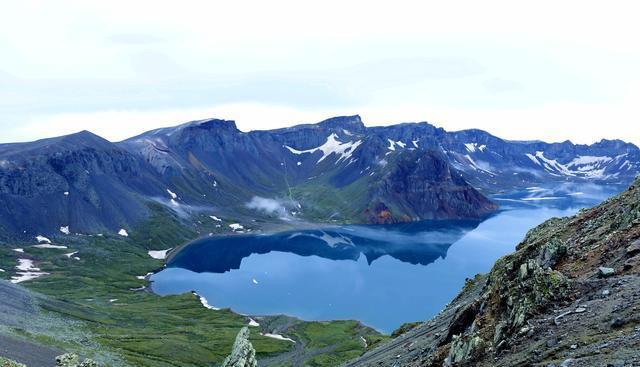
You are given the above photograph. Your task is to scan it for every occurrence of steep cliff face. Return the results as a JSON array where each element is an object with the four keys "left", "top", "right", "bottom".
[
  {"left": 347, "top": 176, "right": 640, "bottom": 367},
  {"left": 366, "top": 150, "right": 497, "bottom": 223},
  {"left": 0, "top": 131, "right": 165, "bottom": 237}
]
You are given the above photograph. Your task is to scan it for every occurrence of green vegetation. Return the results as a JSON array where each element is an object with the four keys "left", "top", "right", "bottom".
[
  {"left": 0, "top": 204, "right": 387, "bottom": 366},
  {"left": 291, "top": 321, "right": 386, "bottom": 366},
  {"left": 290, "top": 175, "right": 373, "bottom": 223}
]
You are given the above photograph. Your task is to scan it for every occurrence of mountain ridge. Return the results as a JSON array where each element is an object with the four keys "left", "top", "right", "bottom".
[{"left": 1, "top": 115, "right": 638, "bottom": 238}]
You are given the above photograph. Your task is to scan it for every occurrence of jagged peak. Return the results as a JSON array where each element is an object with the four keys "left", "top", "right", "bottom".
[{"left": 592, "top": 138, "right": 637, "bottom": 149}]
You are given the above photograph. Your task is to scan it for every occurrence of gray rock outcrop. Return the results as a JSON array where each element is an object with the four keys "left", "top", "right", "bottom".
[{"left": 221, "top": 327, "right": 257, "bottom": 367}]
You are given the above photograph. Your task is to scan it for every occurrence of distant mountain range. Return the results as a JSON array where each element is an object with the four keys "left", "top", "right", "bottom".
[{"left": 0, "top": 115, "right": 638, "bottom": 238}]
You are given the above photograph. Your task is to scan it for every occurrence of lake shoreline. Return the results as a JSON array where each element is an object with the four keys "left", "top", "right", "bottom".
[{"left": 151, "top": 183, "right": 624, "bottom": 333}]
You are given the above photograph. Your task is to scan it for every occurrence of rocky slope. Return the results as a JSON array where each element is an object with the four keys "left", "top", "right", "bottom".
[
  {"left": 345, "top": 176, "right": 640, "bottom": 366},
  {"left": 1, "top": 115, "right": 638, "bottom": 238},
  {"left": 366, "top": 149, "right": 496, "bottom": 223},
  {"left": 0, "top": 131, "right": 167, "bottom": 238}
]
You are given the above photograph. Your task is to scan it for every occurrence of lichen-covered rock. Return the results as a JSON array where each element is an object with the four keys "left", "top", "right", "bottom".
[
  {"left": 55, "top": 353, "right": 98, "bottom": 367},
  {"left": 221, "top": 327, "right": 257, "bottom": 367},
  {"left": 78, "top": 360, "right": 98, "bottom": 367},
  {"left": 445, "top": 333, "right": 484, "bottom": 366},
  {"left": 626, "top": 239, "right": 640, "bottom": 256},
  {"left": 0, "top": 357, "right": 27, "bottom": 367},
  {"left": 598, "top": 267, "right": 615, "bottom": 277},
  {"left": 56, "top": 354, "right": 80, "bottom": 367}
]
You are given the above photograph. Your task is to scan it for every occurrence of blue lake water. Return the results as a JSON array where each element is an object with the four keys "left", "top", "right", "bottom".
[{"left": 151, "top": 183, "right": 624, "bottom": 333}]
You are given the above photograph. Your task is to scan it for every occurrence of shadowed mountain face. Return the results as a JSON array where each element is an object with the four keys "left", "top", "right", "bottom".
[
  {"left": 0, "top": 131, "right": 166, "bottom": 236},
  {"left": 167, "top": 219, "right": 484, "bottom": 273},
  {"left": 0, "top": 115, "right": 638, "bottom": 237}
]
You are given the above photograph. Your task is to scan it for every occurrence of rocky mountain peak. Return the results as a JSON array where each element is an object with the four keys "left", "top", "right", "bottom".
[
  {"left": 317, "top": 115, "right": 366, "bottom": 132},
  {"left": 0, "top": 130, "right": 117, "bottom": 160},
  {"left": 184, "top": 118, "right": 239, "bottom": 132},
  {"left": 57, "top": 130, "right": 116, "bottom": 149}
]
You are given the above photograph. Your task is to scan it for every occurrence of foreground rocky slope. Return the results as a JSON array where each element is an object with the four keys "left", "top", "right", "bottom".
[{"left": 346, "top": 176, "right": 640, "bottom": 366}]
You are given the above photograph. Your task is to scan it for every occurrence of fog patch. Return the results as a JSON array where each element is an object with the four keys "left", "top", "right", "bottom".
[
  {"left": 246, "top": 196, "right": 299, "bottom": 220},
  {"left": 510, "top": 166, "right": 544, "bottom": 177},
  {"left": 474, "top": 160, "right": 494, "bottom": 172}
]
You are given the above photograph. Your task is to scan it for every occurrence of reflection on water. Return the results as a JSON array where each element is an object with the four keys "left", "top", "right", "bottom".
[
  {"left": 151, "top": 184, "right": 624, "bottom": 333},
  {"left": 167, "top": 219, "right": 483, "bottom": 273}
]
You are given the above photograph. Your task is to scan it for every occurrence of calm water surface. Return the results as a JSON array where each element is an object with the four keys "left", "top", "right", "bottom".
[{"left": 151, "top": 183, "right": 623, "bottom": 333}]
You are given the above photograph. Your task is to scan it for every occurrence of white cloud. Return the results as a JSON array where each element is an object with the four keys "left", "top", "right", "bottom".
[
  {"left": 0, "top": 1, "right": 639, "bottom": 146},
  {"left": 246, "top": 196, "right": 299, "bottom": 220}
]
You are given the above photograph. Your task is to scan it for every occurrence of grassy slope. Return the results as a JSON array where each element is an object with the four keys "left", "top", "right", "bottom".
[
  {"left": 290, "top": 176, "right": 372, "bottom": 223},
  {"left": 0, "top": 204, "right": 387, "bottom": 366}
]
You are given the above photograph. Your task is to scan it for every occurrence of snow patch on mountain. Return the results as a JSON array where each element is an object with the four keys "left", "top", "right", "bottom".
[
  {"left": 534, "top": 151, "right": 575, "bottom": 176},
  {"left": 36, "top": 235, "right": 51, "bottom": 243},
  {"left": 463, "top": 155, "right": 495, "bottom": 175},
  {"left": 193, "top": 291, "right": 220, "bottom": 311},
  {"left": 568, "top": 155, "right": 613, "bottom": 166},
  {"left": 465, "top": 143, "right": 487, "bottom": 153},
  {"left": 525, "top": 151, "right": 622, "bottom": 179},
  {"left": 261, "top": 333, "right": 295, "bottom": 343},
  {"left": 284, "top": 133, "right": 362, "bottom": 164},
  {"left": 33, "top": 243, "right": 68, "bottom": 249},
  {"left": 11, "top": 259, "right": 49, "bottom": 283},
  {"left": 387, "top": 139, "right": 406, "bottom": 151},
  {"left": 526, "top": 153, "right": 541, "bottom": 165},
  {"left": 148, "top": 248, "right": 172, "bottom": 260}
]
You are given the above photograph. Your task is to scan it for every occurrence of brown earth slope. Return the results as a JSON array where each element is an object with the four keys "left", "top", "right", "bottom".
[{"left": 346, "top": 176, "right": 640, "bottom": 367}]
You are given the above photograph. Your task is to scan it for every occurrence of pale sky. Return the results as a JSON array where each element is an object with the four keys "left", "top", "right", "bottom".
[{"left": 1, "top": 1, "right": 639, "bottom": 145}]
